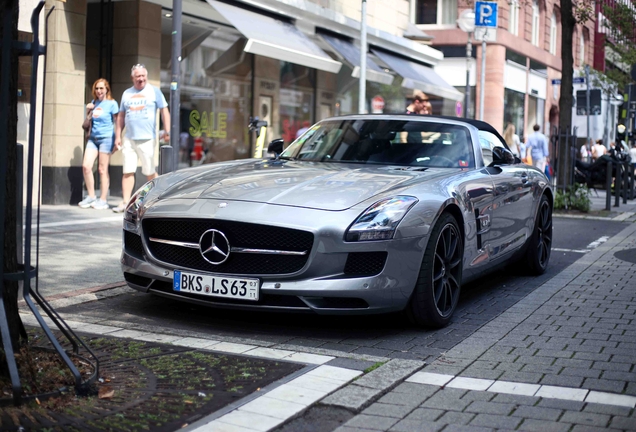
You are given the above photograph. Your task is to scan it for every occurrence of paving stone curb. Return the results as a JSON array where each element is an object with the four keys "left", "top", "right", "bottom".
[{"left": 320, "top": 359, "right": 425, "bottom": 411}]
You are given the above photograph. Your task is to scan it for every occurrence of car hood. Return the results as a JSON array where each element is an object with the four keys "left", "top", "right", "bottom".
[{"left": 158, "top": 160, "right": 454, "bottom": 211}]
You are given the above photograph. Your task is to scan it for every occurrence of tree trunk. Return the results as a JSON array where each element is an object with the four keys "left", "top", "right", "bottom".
[
  {"left": 557, "top": 0, "right": 576, "bottom": 190},
  {"left": 0, "top": 0, "right": 25, "bottom": 378}
]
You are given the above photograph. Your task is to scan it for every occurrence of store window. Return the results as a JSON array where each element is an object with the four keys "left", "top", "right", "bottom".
[
  {"left": 531, "top": 0, "right": 540, "bottom": 46},
  {"left": 504, "top": 88, "right": 525, "bottom": 140},
  {"left": 414, "top": 0, "right": 457, "bottom": 25},
  {"left": 455, "top": 86, "right": 475, "bottom": 119},
  {"left": 161, "top": 16, "right": 253, "bottom": 165},
  {"left": 527, "top": 95, "right": 545, "bottom": 134},
  {"left": 279, "top": 62, "right": 315, "bottom": 145},
  {"left": 509, "top": 0, "right": 520, "bottom": 36}
]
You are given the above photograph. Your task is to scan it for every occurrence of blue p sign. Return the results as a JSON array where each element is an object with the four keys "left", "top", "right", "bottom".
[{"left": 475, "top": 1, "right": 498, "bottom": 28}]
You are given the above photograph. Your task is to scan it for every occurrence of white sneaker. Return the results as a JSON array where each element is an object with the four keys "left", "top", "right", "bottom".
[
  {"left": 78, "top": 196, "right": 97, "bottom": 209},
  {"left": 112, "top": 202, "right": 126, "bottom": 213},
  {"left": 91, "top": 199, "right": 109, "bottom": 210}
]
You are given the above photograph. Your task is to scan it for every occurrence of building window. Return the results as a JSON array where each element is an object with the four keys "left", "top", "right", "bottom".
[
  {"left": 161, "top": 18, "right": 253, "bottom": 164},
  {"left": 414, "top": 0, "right": 457, "bottom": 25},
  {"left": 531, "top": 0, "right": 540, "bottom": 46},
  {"left": 504, "top": 88, "right": 526, "bottom": 140},
  {"left": 549, "top": 12, "right": 557, "bottom": 54},
  {"left": 579, "top": 31, "right": 585, "bottom": 66},
  {"left": 509, "top": 0, "right": 519, "bottom": 36}
]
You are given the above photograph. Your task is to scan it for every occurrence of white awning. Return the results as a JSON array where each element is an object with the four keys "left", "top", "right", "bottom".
[
  {"left": 372, "top": 49, "right": 463, "bottom": 101},
  {"left": 320, "top": 34, "right": 393, "bottom": 85},
  {"left": 206, "top": 0, "right": 342, "bottom": 74}
]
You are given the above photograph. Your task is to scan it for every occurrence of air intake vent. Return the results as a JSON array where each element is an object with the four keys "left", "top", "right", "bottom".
[{"left": 343, "top": 252, "right": 388, "bottom": 276}]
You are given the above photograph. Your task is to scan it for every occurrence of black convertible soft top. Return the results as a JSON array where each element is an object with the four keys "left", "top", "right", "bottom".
[
  {"left": 418, "top": 114, "right": 506, "bottom": 143},
  {"left": 332, "top": 113, "right": 507, "bottom": 143}
]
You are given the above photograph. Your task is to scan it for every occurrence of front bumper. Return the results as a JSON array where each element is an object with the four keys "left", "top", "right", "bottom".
[{"left": 121, "top": 236, "right": 426, "bottom": 316}]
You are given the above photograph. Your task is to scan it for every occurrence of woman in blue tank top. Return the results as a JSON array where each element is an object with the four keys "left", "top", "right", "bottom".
[{"left": 78, "top": 79, "right": 119, "bottom": 210}]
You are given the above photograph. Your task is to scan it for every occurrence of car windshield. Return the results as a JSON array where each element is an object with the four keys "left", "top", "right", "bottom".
[{"left": 280, "top": 119, "right": 474, "bottom": 168}]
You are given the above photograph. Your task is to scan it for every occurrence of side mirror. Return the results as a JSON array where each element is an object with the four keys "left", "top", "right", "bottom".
[
  {"left": 492, "top": 146, "right": 515, "bottom": 165},
  {"left": 267, "top": 138, "right": 284, "bottom": 158}
]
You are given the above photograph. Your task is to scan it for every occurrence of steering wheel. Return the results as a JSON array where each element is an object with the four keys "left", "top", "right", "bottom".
[{"left": 427, "top": 155, "right": 456, "bottom": 167}]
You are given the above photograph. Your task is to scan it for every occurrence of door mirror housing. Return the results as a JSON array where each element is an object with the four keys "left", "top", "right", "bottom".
[
  {"left": 267, "top": 138, "right": 284, "bottom": 158},
  {"left": 491, "top": 146, "right": 515, "bottom": 165}
]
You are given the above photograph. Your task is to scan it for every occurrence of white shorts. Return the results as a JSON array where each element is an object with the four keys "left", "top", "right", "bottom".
[{"left": 122, "top": 137, "right": 156, "bottom": 176}]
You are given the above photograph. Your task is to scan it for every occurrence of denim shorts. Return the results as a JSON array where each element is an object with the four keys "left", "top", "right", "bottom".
[{"left": 87, "top": 135, "right": 114, "bottom": 153}]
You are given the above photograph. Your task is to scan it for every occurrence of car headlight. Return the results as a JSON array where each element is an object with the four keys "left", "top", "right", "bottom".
[
  {"left": 124, "top": 181, "right": 154, "bottom": 227},
  {"left": 345, "top": 196, "right": 418, "bottom": 242}
]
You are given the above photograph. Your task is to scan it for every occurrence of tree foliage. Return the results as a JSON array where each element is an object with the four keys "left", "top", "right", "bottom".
[{"left": 601, "top": 1, "right": 636, "bottom": 89}]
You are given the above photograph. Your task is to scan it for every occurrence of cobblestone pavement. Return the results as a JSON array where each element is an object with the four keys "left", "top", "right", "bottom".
[{"left": 332, "top": 221, "right": 636, "bottom": 432}]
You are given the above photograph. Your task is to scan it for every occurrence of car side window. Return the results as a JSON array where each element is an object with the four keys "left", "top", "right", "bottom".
[{"left": 478, "top": 131, "right": 505, "bottom": 166}]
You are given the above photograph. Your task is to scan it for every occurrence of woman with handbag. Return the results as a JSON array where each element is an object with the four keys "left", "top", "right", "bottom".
[{"left": 79, "top": 78, "right": 119, "bottom": 209}]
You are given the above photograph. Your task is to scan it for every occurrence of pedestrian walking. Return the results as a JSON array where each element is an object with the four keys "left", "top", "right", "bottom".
[
  {"left": 502, "top": 123, "right": 521, "bottom": 157},
  {"left": 79, "top": 78, "right": 118, "bottom": 210},
  {"left": 113, "top": 64, "right": 170, "bottom": 213},
  {"left": 526, "top": 124, "right": 550, "bottom": 173}
]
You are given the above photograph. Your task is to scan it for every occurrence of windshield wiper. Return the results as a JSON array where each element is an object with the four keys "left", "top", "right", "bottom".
[
  {"left": 278, "top": 156, "right": 296, "bottom": 161},
  {"left": 391, "top": 166, "right": 429, "bottom": 171}
]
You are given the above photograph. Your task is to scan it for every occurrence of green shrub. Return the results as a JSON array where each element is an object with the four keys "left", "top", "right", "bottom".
[{"left": 554, "top": 183, "right": 591, "bottom": 212}]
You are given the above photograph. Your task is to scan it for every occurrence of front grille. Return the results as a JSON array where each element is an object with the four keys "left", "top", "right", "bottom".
[
  {"left": 150, "top": 280, "right": 308, "bottom": 308},
  {"left": 344, "top": 252, "right": 388, "bottom": 276},
  {"left": 124, "top": 231, "right": 144, "bottom": 259},
  {"left": 143, "top": 218, "right": 314, "bottom": 275}
]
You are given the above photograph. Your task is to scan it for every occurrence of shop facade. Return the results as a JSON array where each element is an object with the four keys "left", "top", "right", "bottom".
[{"left": 19, "top": 0, "right": 464, "bottom": 204}]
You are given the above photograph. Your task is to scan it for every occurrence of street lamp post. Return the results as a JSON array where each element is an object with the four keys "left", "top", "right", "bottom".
[
  {"left": 168, "top": 0, "right": 182, "bottom": 173},
  {"left": 358, "top": 0, "right": 367, "bottom": 114},
  {"left": 457, "top": 10, "right": 475, "bottom": 119}
]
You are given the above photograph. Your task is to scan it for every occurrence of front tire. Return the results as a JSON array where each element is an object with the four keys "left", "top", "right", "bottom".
[
  {"left": 522, "top": 194, "right": 552, "bottom": 275},
  {"left": 407, "top": 213, "right": 463, "bottom": 328}
]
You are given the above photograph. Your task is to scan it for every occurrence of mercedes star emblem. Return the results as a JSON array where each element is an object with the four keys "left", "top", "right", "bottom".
[{"left": 199, "top": 229, "right": 231, "bottom": 265}]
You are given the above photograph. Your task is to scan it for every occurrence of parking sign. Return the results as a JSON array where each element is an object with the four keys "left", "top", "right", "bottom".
[{"left": 475, "top": 1, "right": 498, "bottom": 27}]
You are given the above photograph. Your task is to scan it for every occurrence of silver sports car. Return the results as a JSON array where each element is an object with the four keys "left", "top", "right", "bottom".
[{"left": 121, "top": 115, "right": 552, "bottom": 327}]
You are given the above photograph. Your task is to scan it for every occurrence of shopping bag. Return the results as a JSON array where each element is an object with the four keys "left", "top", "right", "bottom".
[
  {"left": 522, "top": 153, "right": 532, "bottom": 165},
  {"left": 545, "top": 163, "right": 553, "bottom": 179}
]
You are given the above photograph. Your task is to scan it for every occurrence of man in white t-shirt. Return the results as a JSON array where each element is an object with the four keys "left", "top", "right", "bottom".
[{"left": 113, "top": 64, "right": 170, "bottom": 212}]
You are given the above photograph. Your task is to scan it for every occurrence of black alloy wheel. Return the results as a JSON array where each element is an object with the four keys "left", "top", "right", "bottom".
[
  {"left": 407, "top": 213, "right": 463, "bottom": 328},
  {"left": 523, "top": 194, "right": 552, "bottom": 275}
]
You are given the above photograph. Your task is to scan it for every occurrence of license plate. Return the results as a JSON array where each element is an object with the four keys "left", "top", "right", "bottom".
[{"left": 173, "top": 270, "right": 259, "bottom": 301}]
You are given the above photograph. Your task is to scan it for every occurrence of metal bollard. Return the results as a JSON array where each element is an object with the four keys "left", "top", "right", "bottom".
[
  {"left": 159, "top": 145, "right": 173, "bottom": 175},
  {"left": 622, "top": 162, "right": 629, "bottom": 204},
  {"left": 627, "top": 165, "right": 636, "bottom": 199},
  {"left": 614, "top": 161, "right": 621, "bottom": 207},
  {"left": 605, "top": 160, "right": 612, "bottom": 211}
]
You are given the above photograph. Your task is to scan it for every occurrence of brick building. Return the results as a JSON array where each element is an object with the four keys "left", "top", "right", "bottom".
[{"left": 413, "top": 0, "right": 596, "bottom": 139}]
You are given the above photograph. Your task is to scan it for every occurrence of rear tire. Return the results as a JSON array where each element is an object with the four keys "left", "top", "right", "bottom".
[
  {"left": 522, "top": 194, "right": 552, "bottom": 275},
  {"left": 407, "top": 213, "right": 463, "bottom": 328}
]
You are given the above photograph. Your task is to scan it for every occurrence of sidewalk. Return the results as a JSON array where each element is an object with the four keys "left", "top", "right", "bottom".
[{"left": 330, "top": 206, "right": 636, "bottom": 431}]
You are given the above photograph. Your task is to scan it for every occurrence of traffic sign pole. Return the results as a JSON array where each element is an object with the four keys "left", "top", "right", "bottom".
[
  {"left": 480, "top": 39, "right": 486, "bottom": 121},
  {"left": 585, "top": 65, "right": 590, "bottom": 145},
  {"left": 475, "top": 1, "right": 498, "bottom": 121}
]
